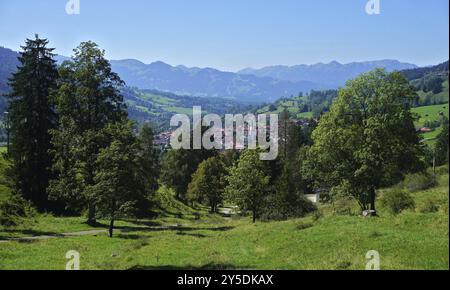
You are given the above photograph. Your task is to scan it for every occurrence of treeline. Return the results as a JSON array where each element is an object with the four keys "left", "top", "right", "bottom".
[
  {"left": 259, "top": 89, "right": 339, "bottom": 119},
  {"left": 4, "top": 36, "right": 158, "bottom": 236},
  {"left": 403, "top": 60, "right": 449, "bottom": 107}
]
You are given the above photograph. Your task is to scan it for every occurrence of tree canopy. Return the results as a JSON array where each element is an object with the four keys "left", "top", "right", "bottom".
[{"left": 304, "top": 69, "right": 425, "bottom": 213}]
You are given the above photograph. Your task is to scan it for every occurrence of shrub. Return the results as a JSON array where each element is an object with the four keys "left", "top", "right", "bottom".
[
  {"left": 380, "top": 189, "right": 415, "bottom": 215},
  {"left": 332, "top": 195, "right": 358, "bottom": 216},
  {"left": 418, "top": 198, "right": 439, "bottom": 213},
  {"left": 435, "top": 165, "right": 449, "bottom": 175},
  {"left": 0, "top": 194, "right": 36, "bottom": 226},
  {"left": 260, "top": 193, "right": 317, "bottom": 221},
  {"left": 403, "top": 171, "right": 437, "bottom": 192}
]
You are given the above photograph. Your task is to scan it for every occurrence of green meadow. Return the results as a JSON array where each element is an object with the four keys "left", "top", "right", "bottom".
[{"left": 1, "top": 166, "right": 448, "bottom": 270}]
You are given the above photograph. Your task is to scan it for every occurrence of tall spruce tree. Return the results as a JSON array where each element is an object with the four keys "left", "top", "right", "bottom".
[
  {"left": 48, "top": 41, "right": 126, "bottom": 224},
  {"left": 7, "top": 35, "right": 58, "bottom": 211}
]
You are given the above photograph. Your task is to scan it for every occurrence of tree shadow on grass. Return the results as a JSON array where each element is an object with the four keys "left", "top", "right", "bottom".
[
  {"left": 114, "top": 226, "right": 234, "bottom": 240},
  {"left": 128, "top": 263, "right": 248, "bottom": 270},
  {"left": 115, "top": 225, "right": 235, "bottom": 234},
  {"left": 127, "top": 220, "right": 163, "bottom": 227},
  {"left": 0, "top": 229, "right": 63, "bottom": 240},
  {"left": 116, "top": 234, "right": 146, "bottom": 240},
  {"left": 175, "top": 232, "right": 207, "bottom": 238}
]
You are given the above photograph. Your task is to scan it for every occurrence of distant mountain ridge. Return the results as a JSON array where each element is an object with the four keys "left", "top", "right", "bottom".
[
  {"left": 1, "top": 46, "right": 440, "bottom": 107},
  {"left": 401, "top": 60, "right": 449, "bottom": 81},
  {"left": 108, "top": 59, "right": 326, "bottom": 103},
  {"left": 0, "top": 47, "right": 20, "bottom": 113},
  {"left": 238, "top": 60, "right": 418, "bottom": 87}
]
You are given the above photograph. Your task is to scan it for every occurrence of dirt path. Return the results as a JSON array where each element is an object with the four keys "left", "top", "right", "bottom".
[{"left": 0, "top": 229, "right": 108, "bottom": 243}]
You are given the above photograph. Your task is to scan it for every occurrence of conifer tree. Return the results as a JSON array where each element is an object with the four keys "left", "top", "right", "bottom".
[{"left": 7, "top": 35, "right": 58, "bottom": 211}]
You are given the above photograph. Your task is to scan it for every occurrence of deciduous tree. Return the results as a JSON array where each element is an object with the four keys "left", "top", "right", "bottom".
[
  {"left": 225, "top": 150, "right": 270, "bottom": 222},
  {"left": 304, "top": 69, "right": 425, "bottom": 214},
  {"left": 49, "top": 41, "right": 126, "bottom": 223},
  {"left": 187, "top": 156, "right": 227, "bottom": 213}
]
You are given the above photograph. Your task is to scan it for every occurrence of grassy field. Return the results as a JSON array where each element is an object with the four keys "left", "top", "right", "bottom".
[
  {"left": 412, "top": 103, "right": 449, "bottom": 127},
  {"left": 0, "top": 170, "right": 448, "bottom": 270},
  {"left": 412, "top": 103, "right": 449, "bottom": 146},
  {"left": 256, "top": 99, "right": 314, "bottom": 120}
]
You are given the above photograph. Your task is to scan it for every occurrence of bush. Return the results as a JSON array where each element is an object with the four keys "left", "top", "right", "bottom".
[
  {"left": 0, "top": 194, "right": 36, "bottom": 226},
  {"left": 403, "top": 171, "right": 437, "bottom": 192},
  {"left": 260, "top": 193, "right": 317, "bottom": 221},
  {"left": 332, "top": 195, "right": 358, "bottom": 216},
  {"left": 435, "top": 165, "right": 449, "bottom": 175},
  {"left": 380, "top": 189, "right": 415, "bottom": 215},
  {"left": 418, "top": 198, "right": 439, "bottom": 213}
]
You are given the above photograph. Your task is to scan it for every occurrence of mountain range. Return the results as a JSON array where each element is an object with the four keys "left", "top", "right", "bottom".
[
  {"left": 238, "top": 60, "right": 418, "bottom": 87},
  {"left": 51, "top": 50, "right": 419, "bottom": 102},
  {"left": 108, "top": 59, "right": 419, "bottom": 102},
  {"left": 108, "top": 59, "right": 325, "bottom": 103},
  {"left": 0, "top": 46, "right": 435, "bottom": 106}
]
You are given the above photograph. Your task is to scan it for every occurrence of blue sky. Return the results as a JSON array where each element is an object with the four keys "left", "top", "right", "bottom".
[{"left": 0, "top": 0, "right": 448, "bottom": 71}]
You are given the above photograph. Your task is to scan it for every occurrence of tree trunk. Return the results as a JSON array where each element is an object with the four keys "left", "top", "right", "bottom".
[
  {"left": 252, "top": 210, "right": 256, "bottom": 223},
  {"left": 109, "top": 218, "right": 114, "bottom": 238},
  {"left": 210, "top": 199, "right": 215, "bottom": 213},
  {"left": 87, "top": 202, "right": 96, "bottom": 225}
]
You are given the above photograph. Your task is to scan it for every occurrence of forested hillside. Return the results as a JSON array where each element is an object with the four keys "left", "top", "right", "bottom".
[
  {"left": 123, "top": 88, "right": 254, "bottom": 132},
  {"left": 256, "top": 61, "right": 449, "bottom": 120}
]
